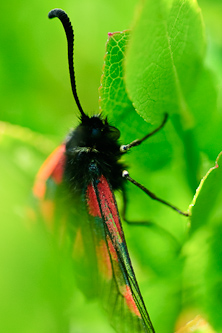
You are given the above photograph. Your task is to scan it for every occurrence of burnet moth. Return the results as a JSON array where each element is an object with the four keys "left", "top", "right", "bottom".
[{"left": 33, "top": 8, "right": 189, "bottom": 333}]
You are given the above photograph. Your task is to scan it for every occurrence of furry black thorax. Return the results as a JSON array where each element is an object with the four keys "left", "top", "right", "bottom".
[{"left": 64, "top": 114, "right": 126, "bottom": 193}]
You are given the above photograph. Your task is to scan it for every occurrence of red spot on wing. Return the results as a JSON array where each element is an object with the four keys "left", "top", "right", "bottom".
[
  {"left": 123, "top": 285, "right": 141, "bottom": 318},
  {"left": 33, "top": 145, "right": 66, "bottom": 199},
  {"left": 86, "top": 175, "right": 144, "bottom": 320},
  {"left": 86, "top": 175, "right": 124, "bottom": 245},
  {"left": 51, "top": 154, "right": 66, "bottom": 183},
  {"left": 97, "top": 175, "right": 123, "bottom": 240},
  {"left": 107, "top": 235, "right": 141, "bottom": 318},
  {"left": 86, "top": 183, "right": 101, "bottom": 217},
  {"left": 86, "top": 183, "right": 113, "bottom": 279}
]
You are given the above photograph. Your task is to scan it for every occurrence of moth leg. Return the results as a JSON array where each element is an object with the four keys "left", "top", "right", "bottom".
[
  {"left": 122, "top": 171, "right": 190, "bottom": 217},
  {"left": 121, "top": 188, "right": 182, "bottom": 250},
  {"left": 120, "top": 113, "right": 168, "bottom": 153},
  {"left": 121, "top": 189, "right": 153, "bottom": 226}
]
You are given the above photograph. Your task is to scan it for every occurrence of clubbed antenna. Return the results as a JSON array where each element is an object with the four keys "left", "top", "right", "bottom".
[{"left": 48, "top": 8, "right": 87, "bottom": 119}]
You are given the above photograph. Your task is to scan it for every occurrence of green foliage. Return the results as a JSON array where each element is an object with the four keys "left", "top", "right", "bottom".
[
  {"left": 125, "top": 0, "right": 206, "bottom": 122},
  {"left": 184, "top": 152, "right": 222, "bottom": 331},
  {"left": 99, "top": 30, "right": 132, "bottom": 115},
  {"left": 190, "top": 152, "right": 222, "bottom": 233},
  {"left": 1, "top": 0, "right": 222, "bottom": 332}
]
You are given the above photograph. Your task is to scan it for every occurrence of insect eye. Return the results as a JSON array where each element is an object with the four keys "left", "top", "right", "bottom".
[{"left": 92, "top": 128, "right": 101, "bottom": 138}]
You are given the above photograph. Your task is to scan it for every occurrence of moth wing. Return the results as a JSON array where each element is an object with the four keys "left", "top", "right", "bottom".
[
  {"left": 85, "top": 175, "right": 155, "bottom": 333},
  {"left": 32, "top": 144, "right": 66, "bottom": 228},
  {"left": 32, "top": 147, "right": 154, "bottom": 331},
  {"left": 33, "top": 144, "right": 100, "bottom": 298}
]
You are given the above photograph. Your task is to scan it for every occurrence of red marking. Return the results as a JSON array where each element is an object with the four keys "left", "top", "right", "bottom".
[
  {"left": 33, "top": 145, "right": 66, "bottom": 199},
  {"left": 107, "top": 235, "right": 141, "bottom": 317},
  {"left": 123, "top": 285, "right": 141, "bottom": 318},
  {"left": 51, "top": 155, "right": 66, "bottom": 183},
  {"left": 86, "top": 177, "right": 142, "bottom": 318},
  {"left": 215, "top": 163, "right": 219, "bottom": 168},
  {"left": 107, "top": 236, "right": 118, "bottom": 262},
  {"left": 108, "top": 31, "right": 124, "bottom": 37},
  {"left": 97, "top": 175, "right": 123, "bottom": 240},
  {"left": 96, "top": 239, "right": 112, "bottom": 280},
  {"left": 86, "top": 184, "right": 101, "bottom": 217}
]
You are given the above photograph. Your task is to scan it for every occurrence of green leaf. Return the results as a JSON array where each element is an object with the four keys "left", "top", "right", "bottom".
[
  {"left": 99, "top": 30, "right": 148, "bottom": 143},
  {"left": 204, "top": 223, "right": 222, "bottom": 331},
  {"left": 123, "top": 0, "right": 219, "bottom": 191},
  {"left": 183, "top": 152, "right": 222, "bottom": 331},
  {"left": 189, "top": 151, "right": 222, "bottom": 233},
  {"left": 99, "top": 31, "right": 173, "bottom": 173},
  {"left": 99, "top": 31, "right": 133, "bottom": 116},
  {"left": 125, "top": 0, "right": 205, "bottom": 124},
  {"left": 186, "top": 68, "right": 218, "bottom": 159}
]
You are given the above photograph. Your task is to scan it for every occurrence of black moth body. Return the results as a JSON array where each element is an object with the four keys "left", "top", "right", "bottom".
[{"left": 64, "top": 114, "right": 126, "bottom": 194}]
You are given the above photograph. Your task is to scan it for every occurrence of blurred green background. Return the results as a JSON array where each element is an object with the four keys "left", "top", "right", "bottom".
[{"left": 1, "top": 0, "right": 222, "bottom": 332}]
